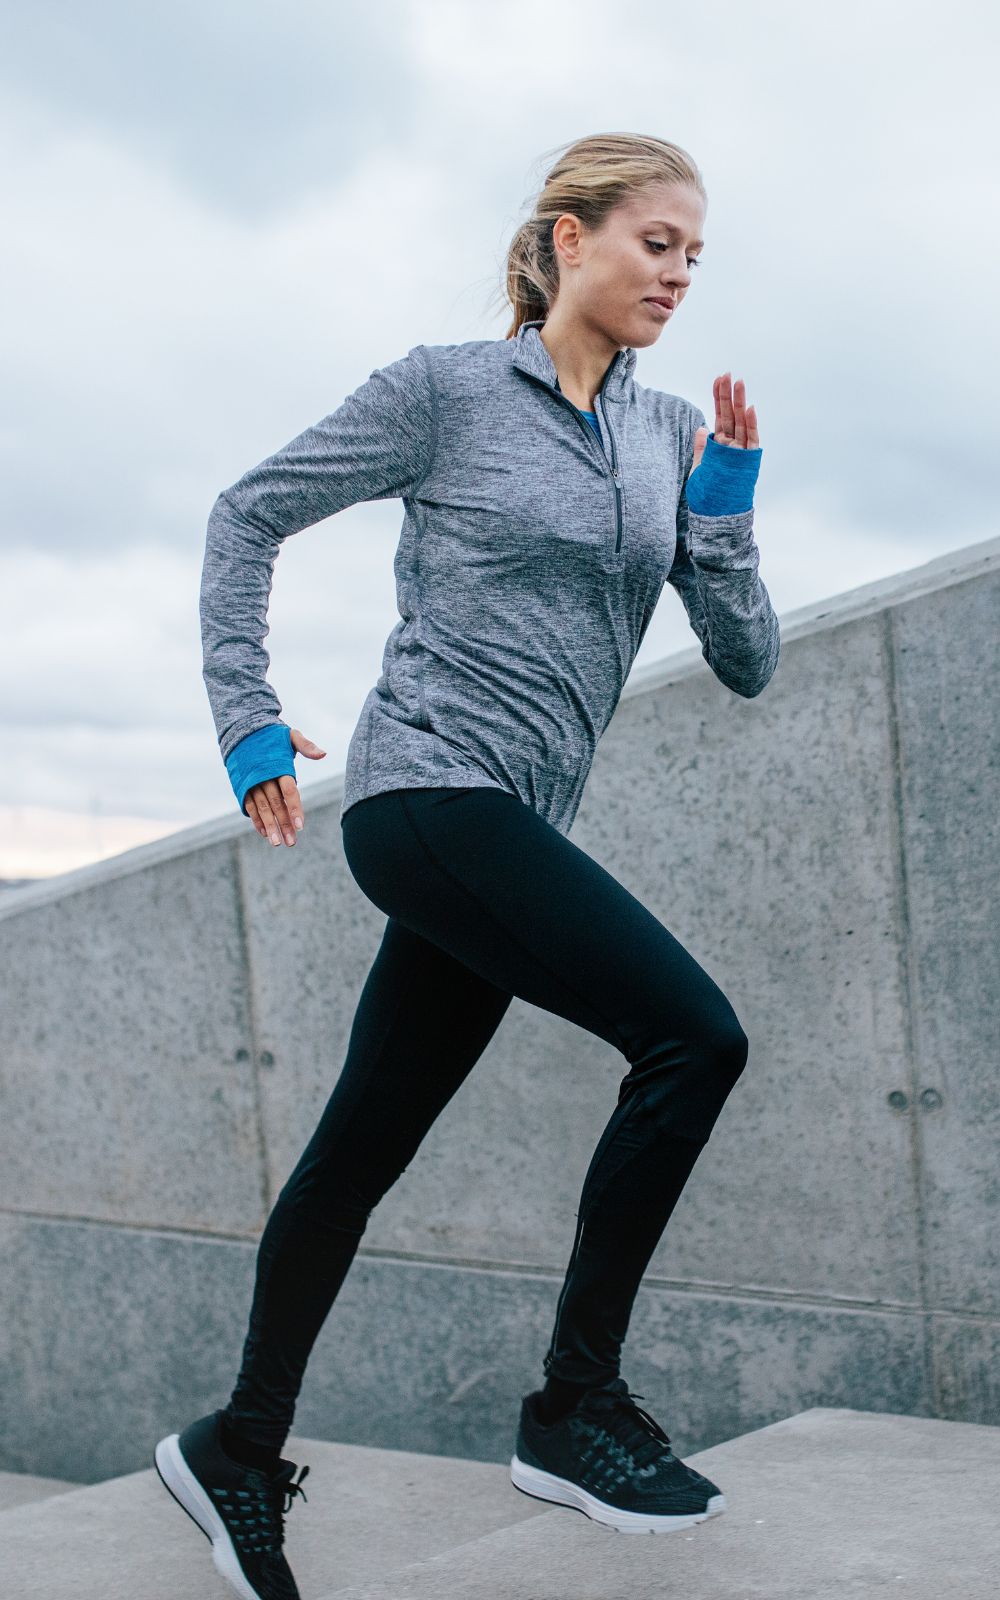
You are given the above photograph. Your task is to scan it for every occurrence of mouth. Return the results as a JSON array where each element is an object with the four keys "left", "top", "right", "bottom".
[{"left": 644, "top": 298, "right": 676, "bottom": 315}]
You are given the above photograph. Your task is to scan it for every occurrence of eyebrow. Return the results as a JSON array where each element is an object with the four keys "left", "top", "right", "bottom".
[{"left": 644, "top": 220, "right": 705, "bottom": 250}]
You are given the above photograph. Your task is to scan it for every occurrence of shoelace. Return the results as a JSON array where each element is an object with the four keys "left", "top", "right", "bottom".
[
  {"left": 585, "top": 1385, "right": 674, "bottom": 1470},
  {"left": 250, "top": 1461, "right": 310, "bottom": 1554}
]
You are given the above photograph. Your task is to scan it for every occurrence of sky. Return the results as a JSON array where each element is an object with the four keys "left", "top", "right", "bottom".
[{"left": 1, "top": 0, "right": 996, "bottom": 880}]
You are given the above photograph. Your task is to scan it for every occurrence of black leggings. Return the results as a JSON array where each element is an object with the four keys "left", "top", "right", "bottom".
[{"left": 223, "top": 785, "right": 749, "bottom": 1448}]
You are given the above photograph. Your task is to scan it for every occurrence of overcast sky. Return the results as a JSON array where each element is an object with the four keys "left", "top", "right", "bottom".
[{"left": 2, "top": 0, "right": 996, "bottom": 879}]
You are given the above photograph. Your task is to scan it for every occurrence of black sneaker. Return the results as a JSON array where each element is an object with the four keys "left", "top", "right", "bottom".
[
  {"left": 510, "top": 1376, "right": 725, "bottom": 1533},
  {"left": 154, "top": 1409, "right": 310, "bottom": 1600}
]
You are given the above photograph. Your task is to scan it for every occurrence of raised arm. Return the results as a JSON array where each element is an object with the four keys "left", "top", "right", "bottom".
[
  {"left": 199, "top": 342, "right": 439, "bottom": 770},
  {"left": 666, "top": 397, "right": 780, "bottom": 699}
]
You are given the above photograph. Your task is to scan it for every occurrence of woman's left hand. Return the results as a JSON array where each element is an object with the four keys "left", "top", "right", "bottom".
[{"left": 690, "top": 372, "right": 760, "bottom": 472}]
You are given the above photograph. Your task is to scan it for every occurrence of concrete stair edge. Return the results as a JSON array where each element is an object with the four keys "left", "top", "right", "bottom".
[
  {"left": 0, "top": 1470, "right": 87, "bottom": 1516},
  {"left": 5, "top": 1407, "right": 1000, "bottom": 1600},
  {"left": 315, "top": 1406, "right": 1000, "bottom": 1600}
]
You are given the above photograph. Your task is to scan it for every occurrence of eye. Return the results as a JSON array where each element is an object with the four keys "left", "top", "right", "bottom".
[{"left": 645, "top": 240, "right": 701, "bottom": 268}]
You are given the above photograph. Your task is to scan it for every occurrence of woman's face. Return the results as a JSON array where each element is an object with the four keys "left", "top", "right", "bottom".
[{"left": 550, "top": 180, "right": 706, "bottom": 350}]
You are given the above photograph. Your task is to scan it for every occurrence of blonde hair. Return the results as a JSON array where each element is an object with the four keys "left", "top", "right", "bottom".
[{"left": 497, "top": 131, "right": 706, "bottom": 339}]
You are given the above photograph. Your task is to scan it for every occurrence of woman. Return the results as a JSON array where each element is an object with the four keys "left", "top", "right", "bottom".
[{"left": 155, "top": 131, "right": 779, "bottom": 1600}]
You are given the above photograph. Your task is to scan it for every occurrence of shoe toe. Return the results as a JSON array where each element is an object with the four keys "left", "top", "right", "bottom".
[{"left": 684, "top": 1465, "right": 722, "bottom": 1499}]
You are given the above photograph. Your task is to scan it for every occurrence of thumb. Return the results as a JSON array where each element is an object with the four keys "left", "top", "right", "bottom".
[
  {"left": 289, "top": 726, "right": 327, "bottom": 760},
  {"left": 688, "top": 425, "right": 708, "bottom": 477}
]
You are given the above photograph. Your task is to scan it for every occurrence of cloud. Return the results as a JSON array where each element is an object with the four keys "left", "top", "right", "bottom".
[
  {"left": 1, "top": 0, "right": 996, "bottom": 878},
  {"left": 0, "top": 1, "right": 418, "bottom": 210}
]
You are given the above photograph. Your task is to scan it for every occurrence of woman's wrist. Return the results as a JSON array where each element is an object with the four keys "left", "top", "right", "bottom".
[
  {"left": 225, "top": 723, "right": 297, "bottom": 815},
  {"left": 685, "top": 432, "right": 762, "bottom": 516}
]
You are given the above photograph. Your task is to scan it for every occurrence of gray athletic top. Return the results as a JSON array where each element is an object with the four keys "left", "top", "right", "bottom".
[{"left": 199, "top": 319, "right": 781, "bottom": 837}]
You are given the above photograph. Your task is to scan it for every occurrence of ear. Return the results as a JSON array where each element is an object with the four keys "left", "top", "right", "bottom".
[{"left": 688, "top": 425, "right": 709, "bottom": 477}]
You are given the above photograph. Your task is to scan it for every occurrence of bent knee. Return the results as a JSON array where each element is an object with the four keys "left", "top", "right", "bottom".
[
  {"left": 681, "top": 1006, "right": 748, "bottom": 1089},
  {"left": 711, "top": 1013, "right": 750, "bottom": 1078}
]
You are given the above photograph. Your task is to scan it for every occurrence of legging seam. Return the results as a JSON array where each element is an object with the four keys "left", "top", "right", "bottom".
[{"left": 395, "top": 789, "right": 630, "bottom": 1054}]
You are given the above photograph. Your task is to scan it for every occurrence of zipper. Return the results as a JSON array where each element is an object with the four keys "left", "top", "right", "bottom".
[
  {"left": 543, "top": 1212, "right": 587, "bottom": 1379},
  {"left": 595, "top": 390, "right": 625, "bottom": 554},
  {"left": 526, "top": 370, "right": 625, "bottom": 559}
]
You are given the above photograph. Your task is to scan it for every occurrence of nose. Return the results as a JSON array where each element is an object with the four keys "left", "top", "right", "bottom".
[
  {"left": 660, "top": 248, "right": 692, "bottom": 290},
  {"left": 660, "top": 268, "right": 689, "bottom": 294}
]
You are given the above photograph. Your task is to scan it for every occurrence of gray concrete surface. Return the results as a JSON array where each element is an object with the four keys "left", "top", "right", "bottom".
[
  {"left": 0, "top": 1470, "right": 82, "bottom": 1513},
  {"left": 319, "top": 1408, "right": 1000, "bottom": 1600},
  {"left": 1, "top": 535, "right": 997, "bottom": 1481},
  {"left": 2, "top": 1408, "right": 997, "bottom": 1600},
  {"left": 2, "top": 1425, "right": 551, "bottom": 1600}
]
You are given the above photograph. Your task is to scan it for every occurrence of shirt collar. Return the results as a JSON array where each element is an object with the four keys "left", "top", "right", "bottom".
[{"left": 510, "top": 319, "right": 636, "bottom": 402}]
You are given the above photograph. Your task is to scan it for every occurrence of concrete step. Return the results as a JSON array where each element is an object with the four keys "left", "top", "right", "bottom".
[
  {"left": 0, "top": 1469, "right": 84, "bottom": 1515},
  {"left": 2, "top": 1426, "right": 550, "bottom": 1599},
  {"left": 319, "top": 1407, "right": 1000, "bottom": 1600},
  {"left": 3, "top": 1407, "right": 999, "bottom": 1600}
]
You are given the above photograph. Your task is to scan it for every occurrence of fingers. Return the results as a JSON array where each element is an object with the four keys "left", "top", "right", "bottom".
[
  {"left": 732, "top": 377, "right": 746, "bottom": 449},
  {"left": 246, "top": 776, "right": 304, "bottom": 846},
  {"left": 688, "top": 424, "right": 708, "bottom": 477},
  {"left": 713, "top": 373, "right": 758, "bottom": 449},
  {"left": 244, "top": 732, "right": 324, "bottom": 845},
  {"left": 289, "top": 726, "right": 327, "bottom": 760},
  {"left": 714, "top": 372, "right": 734, "bottom": 443},
  {"left": 745, "top": 402, "right": 759, "bottom": 450}
]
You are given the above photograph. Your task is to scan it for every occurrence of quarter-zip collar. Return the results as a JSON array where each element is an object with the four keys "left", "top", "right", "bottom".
[{"left": 510, "top": 318, "right": 637, "bottom": 403}]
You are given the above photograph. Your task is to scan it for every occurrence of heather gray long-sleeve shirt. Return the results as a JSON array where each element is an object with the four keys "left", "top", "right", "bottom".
[{"left": 199, "top": 318, "right": 781, "bottom": 837}]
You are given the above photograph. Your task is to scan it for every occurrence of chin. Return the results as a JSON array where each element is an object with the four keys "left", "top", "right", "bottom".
[{"left": 629, "top": 324, "right": 666, "bottom": 350}]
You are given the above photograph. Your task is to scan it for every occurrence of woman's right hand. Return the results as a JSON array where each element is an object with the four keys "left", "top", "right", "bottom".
[{"left": 245, "top": 727, "right": 327, "bottom": 846}]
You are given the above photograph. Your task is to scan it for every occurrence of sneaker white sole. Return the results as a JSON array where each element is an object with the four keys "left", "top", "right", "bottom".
[
  {"left": 510, "top": 1452, "right": 726, "bottom": 1533},
  {"left": 154, "top": 1431, "right": 267, "bottom": 1600}
]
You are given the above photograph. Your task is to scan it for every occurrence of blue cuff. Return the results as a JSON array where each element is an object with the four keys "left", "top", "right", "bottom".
[
  {"left": 685, "top": 432, "right": 762, "bottom": 516},
  {"left": 224, "top": 724, "right": 297, "bottom": 816}
]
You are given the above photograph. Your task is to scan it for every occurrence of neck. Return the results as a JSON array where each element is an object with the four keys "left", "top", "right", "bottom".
[{"left": 538, "top": 310, "right": 623, "bottom": 412}]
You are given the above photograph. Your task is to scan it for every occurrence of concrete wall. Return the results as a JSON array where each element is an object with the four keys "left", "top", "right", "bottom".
[{"left": 2, "top": 535, "right": 997, "bottom": 1485}]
